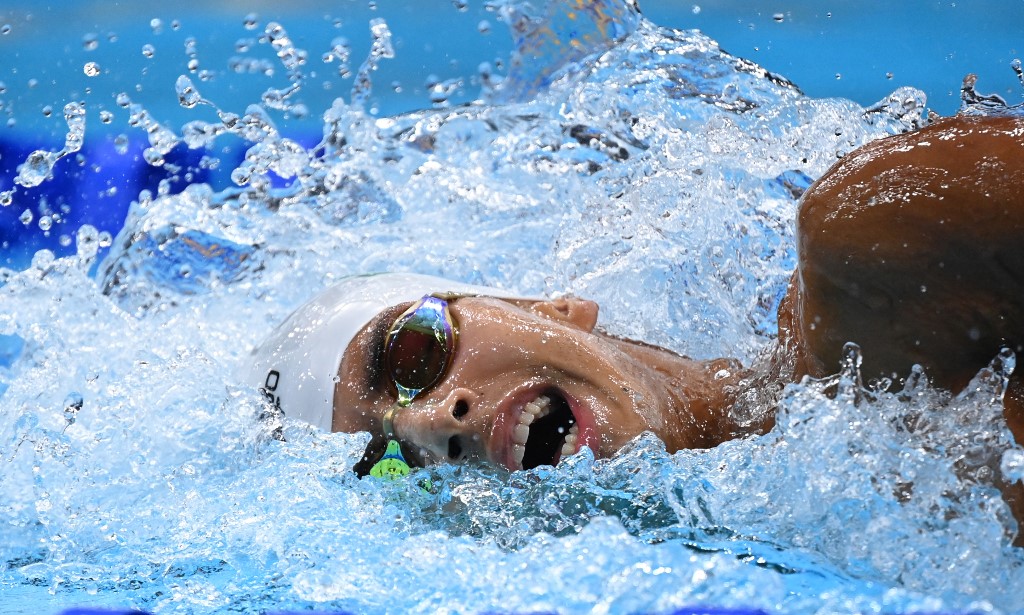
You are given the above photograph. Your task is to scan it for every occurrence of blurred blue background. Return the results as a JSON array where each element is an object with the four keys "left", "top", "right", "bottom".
[{"left": 0, "top": 0, "right": 1022, "bottom": 269}]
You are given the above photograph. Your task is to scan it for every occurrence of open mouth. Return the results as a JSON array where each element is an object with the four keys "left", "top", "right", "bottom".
[{"left": 511, "top": 390, "right": 578, "bottom": 470}]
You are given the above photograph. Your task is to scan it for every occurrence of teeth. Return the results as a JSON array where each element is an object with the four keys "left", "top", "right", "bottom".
[
  {"left": 511, "top": 395, "right": 581, "bottom": 470},
  {"left": 560, "top": 424, "right": 579, "bottom": 457},
  {"left": 513, "top": 424, "right": 530, "bottom": 445},
  {"left": 522, "top": 395, "right": 552, "bottom": 420},
  {"left": 512, "top": 443, "right": 525, "bottom": 467}
]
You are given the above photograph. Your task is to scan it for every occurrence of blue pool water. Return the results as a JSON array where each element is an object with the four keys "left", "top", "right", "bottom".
[{"left": 1, "top": 1, "right": 1023, "bottom": 613}]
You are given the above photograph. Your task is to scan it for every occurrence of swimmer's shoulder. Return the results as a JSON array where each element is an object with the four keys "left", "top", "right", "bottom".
[
  {"left": 792, "top": 113, "right": 1024, "bottom": 386},
  {"left": 798, "top": 114, "right": 1024, "bottom": 250}
]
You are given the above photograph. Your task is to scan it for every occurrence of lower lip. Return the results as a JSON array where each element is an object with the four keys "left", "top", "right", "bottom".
[{"left": 493, "top": 385, "right": 598, "bottom": 471}]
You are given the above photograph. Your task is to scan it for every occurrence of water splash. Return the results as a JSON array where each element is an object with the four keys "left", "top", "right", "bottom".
[
  {"left": 1, "top": 0, "right": 1021, "bottom": 613},
  {"left": 12, "top": 102, "right": 86, "bottom": 189}
]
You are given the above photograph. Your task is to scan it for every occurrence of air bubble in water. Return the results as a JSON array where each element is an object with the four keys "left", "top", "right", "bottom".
[
  {"left": 772, "top": 13, "right": 784, "bottom": 22},
  {"left": 82, "top": 33, "right": 99, "bottom": 51},
  {"left": 98, "top": 231, "right": 112, "bottom": 248},
  {"left": 59, "top": 234, "right": 72, "bottom": 247},
  {"left": 1, "top": 25, "right": 10, "bottom": 35},
  {"left": 114, "top": 134, "right": 129, "bottom": 155},
  {"left": 835, "top": 73, "right": 842, "bottom": 80},
  {"left": 0, "top": 190, "right": 12, "bottom": 207},
  {"left": 171, "top": 19, "right": 181, "bottom": 31},
  {"left": 1012, "top": 58, "right": 1024, "bottom": 87},
  {"left": 452, "top": 0, "right": 468, "bottom": 11},
  {"left": 116, "top": 92, "right": 131, "bottom": 108},
  {"left": 244, "top": 13, "right": 259, "bottom": 30},
  {"left": 100, "top": 110, "right": 113, "bottom": 124},
  {"left": 84, "top": 62, "right": 101, "bottom": 77},
  {"left": 142, "top": 44, "right": 155, "bottom": 58},
  {"left": 150, "top": 18, "right": 163, "bottom": 34},
  {"left": 38, "top": 215, "right": 52, "bottom": 232},
  {"left": 42, "top": 105, "right": 52, "bottom": 118},
  {"left": 478, "top": 20, "right": 491, "bottom": 34},
  {"left": 19, "top": 209, "right": 33, "bottom": 225}
]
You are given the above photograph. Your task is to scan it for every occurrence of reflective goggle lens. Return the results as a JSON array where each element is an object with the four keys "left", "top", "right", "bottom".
[{"left": 384, "top": 295, "right": 457, "bottom": 406}]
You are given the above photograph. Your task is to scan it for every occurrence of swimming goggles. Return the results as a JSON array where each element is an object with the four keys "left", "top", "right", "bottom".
[{"left": 366, "top": 294, "right": 458, "bottom": 482}]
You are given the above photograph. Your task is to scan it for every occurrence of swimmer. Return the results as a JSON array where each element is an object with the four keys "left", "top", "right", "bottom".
[{"left": 244, "top": 113, "right": 1023, "bottom": 524}]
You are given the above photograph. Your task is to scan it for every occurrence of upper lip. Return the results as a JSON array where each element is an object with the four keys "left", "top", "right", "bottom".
[{"left": 487, "top": 383, "right": 597, "bottom": 471}]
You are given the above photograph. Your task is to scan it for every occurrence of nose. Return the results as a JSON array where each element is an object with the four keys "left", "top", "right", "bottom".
[{"left": 394, "top": 388, "right": 483, "bottom": 463}]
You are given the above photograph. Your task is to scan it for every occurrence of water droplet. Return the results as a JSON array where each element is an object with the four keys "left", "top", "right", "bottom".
[
  {"left": 76, "top": 224, "right": 99, "bottom": 261},
  {"left": 772, "top": 13, "right": 784, "bottom": 22},
  {"left": 15, "top": 150, "right": 58, "bottom": 188},
  {"left": 63, "top": 392, "right": 83, "bottom": 425},
  {"left": 244, "top": 13, "right": 259, "bottom": 30},
  {"left": 691, "top": 5, "right": 701, "bottom": 14},
  {"left": 82, "top": 33, "right": 99, "bottom": 51},
  {"left": 175, "top": 74, "right": 202, "bottom": 108},
  {"left": 83, "top": 62, "right": 101, "bottom": 77},
  {"left": 142, "top": 44, "right": 155, "bottom": 58},
  {"left": 143, "top": 147, "right": 164, "bottom": 166},
  {"left": 150, "top": 18, "right": 163, "bottom": 34},
  {"left": 100, "top": 110, "right": 113, "bottom": 124},
  {"left": 19, "top": 209, "right": 33, "bottom": 225}
]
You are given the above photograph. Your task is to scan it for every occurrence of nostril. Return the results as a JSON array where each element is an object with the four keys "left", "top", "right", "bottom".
[
  {"left": 447, "top": 435, "right": 463, "bottom": 460},
  {"left": 452, "top": 399, "right": 469, "bottom": 420}
]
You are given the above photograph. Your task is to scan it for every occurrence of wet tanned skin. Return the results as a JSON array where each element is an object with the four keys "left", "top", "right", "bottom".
[{"left": 334, "top": 114, "right": 1024, "bottom": 536}]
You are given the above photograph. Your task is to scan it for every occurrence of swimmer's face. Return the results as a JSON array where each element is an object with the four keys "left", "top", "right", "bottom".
[{"left": 333, "top": 296, "right": 723, "bottom": 471}]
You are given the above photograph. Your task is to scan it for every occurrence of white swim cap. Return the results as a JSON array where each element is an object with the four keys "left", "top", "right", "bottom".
[{"left": 241, "top": 273, "right": 531, "bottom": 431}]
